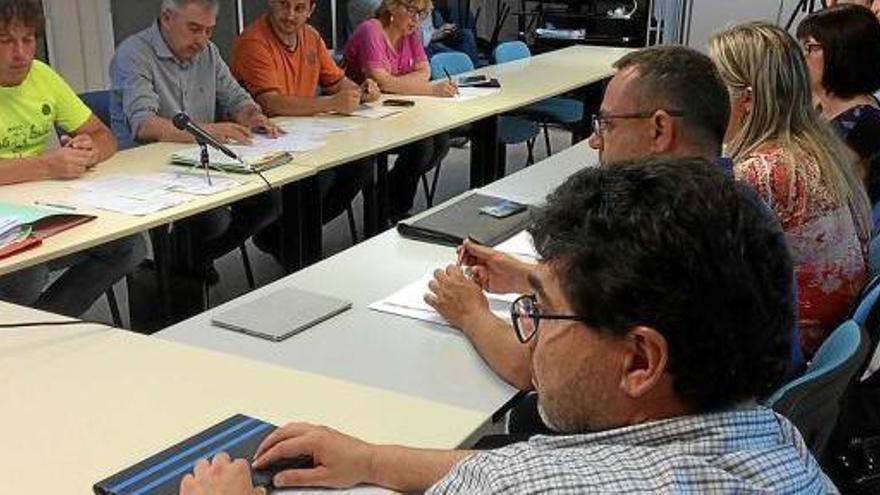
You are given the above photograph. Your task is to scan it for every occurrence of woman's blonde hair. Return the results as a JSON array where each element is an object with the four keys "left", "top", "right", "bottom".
[
  {"left": 709, "top": 21, "right": 872, "bottom": 241},
  {"left": 375, "top": 0, "right": 433, "bottom": 25}
]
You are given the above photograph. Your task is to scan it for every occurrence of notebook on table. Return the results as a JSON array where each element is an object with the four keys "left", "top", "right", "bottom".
[
  {"left": 212, "top": 287, "right": 352, "bottom": 341},
  {"left": 94, "top": 414, "right": 275, "bottom": 495},
  {"left": 396, "top": 192, "right": 533, "bottom": 247},
  {"left": 169, "top": 147, "right": 292, "bottom": 174},
  {"left": 0, "top": 202, "right": 95, "bottom": 260}
]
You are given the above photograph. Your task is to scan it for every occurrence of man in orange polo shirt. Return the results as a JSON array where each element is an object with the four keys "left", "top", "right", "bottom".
[
  {"left": 231, "top": 0, "right": 379, "bottom": 116},
  {"left": 232, "top": 0, "right": 381, "bottom": 245}
]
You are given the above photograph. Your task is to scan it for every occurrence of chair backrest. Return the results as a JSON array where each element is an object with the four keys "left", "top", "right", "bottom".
[
  {"left": 429, "top": 52, "right": 474, "bottom": 81},
  {"left": 853, "top": 275, "right": 880, "bottom": 326},
  {"left": 493, "top": 41, "right": 530, "bottom": 64},
  {"left": 765, "top": 320, "right": 871, "bottom": 460},
  {"left": 78, "top": 90, "right": 112, "bottom": 128}
]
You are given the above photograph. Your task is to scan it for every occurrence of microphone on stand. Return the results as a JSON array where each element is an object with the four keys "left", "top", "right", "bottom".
[{"left": 172, "top": 112, "right": 241, "bottom": 161}]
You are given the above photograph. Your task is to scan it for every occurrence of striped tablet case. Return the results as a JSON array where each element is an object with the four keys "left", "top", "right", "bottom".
[{"left": 94, "top": 414, "right": 276, "bottom": 495}]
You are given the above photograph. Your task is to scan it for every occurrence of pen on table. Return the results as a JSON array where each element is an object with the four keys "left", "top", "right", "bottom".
[{"left": 34, "top": 201, "right": 77, "bottom": 211}]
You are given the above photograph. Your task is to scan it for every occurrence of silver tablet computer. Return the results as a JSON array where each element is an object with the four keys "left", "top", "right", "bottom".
[{"left": 211, "top": 287, "right": 352, "bottom": 342}]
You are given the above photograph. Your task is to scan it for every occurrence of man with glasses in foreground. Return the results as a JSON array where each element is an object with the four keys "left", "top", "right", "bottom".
[
  {"left": 425, "top": 45, "right": 734, "bottom": 395},
  {"left": 180, "top": 157, "right": 834, "bottom": 493}
]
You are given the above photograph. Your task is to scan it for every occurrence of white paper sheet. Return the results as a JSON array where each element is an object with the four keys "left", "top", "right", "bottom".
[
  {"left": 494, "top": 230, "right": 539, "bottom": 260},
  {"left": 72, "top": 191, "right": 189, "bottom": 216},
  {"left": 368, "top": 273, "right": 517, "bottom": 327},
  {"left": 406, "top": 87, "right": 502, "bottom": 103},
  {"left": 348, "top": 104, "right": 403, "bottom": 119}
]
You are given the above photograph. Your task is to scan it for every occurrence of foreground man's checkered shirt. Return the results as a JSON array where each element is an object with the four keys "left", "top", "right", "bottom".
[{"left": 429, "top": 407, "right": 837, "bottom": 493}]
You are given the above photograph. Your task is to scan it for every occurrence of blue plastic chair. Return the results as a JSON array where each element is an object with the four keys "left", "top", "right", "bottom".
[
  {"left": 853, "top": 275, "right": 880, "bottom": 326},
  {"left": 430, "top": 52, "right": 539, "bottom": 186},
  {"left": 492, "top": 41, "right": 584, "bottom": 156},
  {"left": 765, "top": 320, "right": 870, "bottom": 459},
  {"left": 78, "top": 90, "right": 112, "bottom": 127}
]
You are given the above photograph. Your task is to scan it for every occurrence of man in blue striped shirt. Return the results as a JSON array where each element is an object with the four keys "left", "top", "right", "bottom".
[{"left": 181, "top": 157, "right": 836, "bottom": 494}]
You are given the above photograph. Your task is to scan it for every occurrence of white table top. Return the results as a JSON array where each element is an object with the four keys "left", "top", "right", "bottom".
[
  {"left": 159, "top": 142, "right": 597, "bottom": 416},
  {"left": 0, "top": 302, "right": 486, "bottom": 493}
]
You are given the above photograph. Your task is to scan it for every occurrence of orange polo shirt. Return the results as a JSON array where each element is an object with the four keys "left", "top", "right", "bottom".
[{"left": 231, "top": 15, "right": 345, "bottom": 98}]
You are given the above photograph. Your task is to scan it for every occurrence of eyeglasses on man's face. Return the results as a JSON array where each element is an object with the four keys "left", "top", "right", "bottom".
[
  {"left": 510, "top": 294, "right": 589, "bottom": 343},
  {"left": 591, "top": 109, "right": 685, "bottom": 136}
]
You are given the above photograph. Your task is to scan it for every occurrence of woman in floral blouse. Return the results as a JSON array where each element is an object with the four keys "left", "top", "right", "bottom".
[{"left": 710, "top": 22, "right": 873, "bottom": 356}]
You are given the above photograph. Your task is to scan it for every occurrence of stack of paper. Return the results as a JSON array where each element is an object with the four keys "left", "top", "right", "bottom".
[
  {"left": 0, "top": 215, "right": 28, "bottom": 249},
  {"left": 368, "top": 273, "right": 517, "bottom": 327},
  {"left": 69, "top": 171, "right": 244, "bottom": 216}
]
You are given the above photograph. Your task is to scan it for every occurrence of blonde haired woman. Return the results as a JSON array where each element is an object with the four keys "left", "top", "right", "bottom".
[
  {"left": 709, "top": 22, "right": 872, "bottom": 356},
  {"left": 344, "top": 0, "right": 455, "bottom": 220}
]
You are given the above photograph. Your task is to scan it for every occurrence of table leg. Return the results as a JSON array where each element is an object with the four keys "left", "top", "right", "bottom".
[
  {"left": 363, "top": 159, "right": 379, "bottom": 237},
  {"left": 148, "top": 226, "right": 173, "bottom": 323},
  {"left": 470, "top": 114, "right": 500, "bottom": 187},
  {"left": 376, "top": 153, "right": 390, "bottom": 229},
  {"left": 300, "top": 175, "right": 323, "bottom": 267}
]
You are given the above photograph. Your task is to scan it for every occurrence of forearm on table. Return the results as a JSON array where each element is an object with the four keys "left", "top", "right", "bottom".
[
  {"left": 370, "top": 70, "right": 433, "bottom": 96},
  {"left": 368, "top": 445, "right": 471, "bottom": 493},
  {"left": 0, "top": 156, "right": 51, "bottom": 185},
  {"left": 462, "top": 311, "right": 533, "bottom": 390},
  {"left": 89, "top": 126, "right": 118, "bottom": 163},
  {"left": 256, "top": 92, "right": 332, "bottom": 117},
  {"left": 135, "top": 115, "right": 195, "bottom": 143}
]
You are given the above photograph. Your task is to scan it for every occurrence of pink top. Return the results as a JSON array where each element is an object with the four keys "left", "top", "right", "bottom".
[
  {"left": 735, "top": 146, "right": 868, "bottom": 355},
  {"left": 344, "top": 19, "right": 427, "bottom": 83}
]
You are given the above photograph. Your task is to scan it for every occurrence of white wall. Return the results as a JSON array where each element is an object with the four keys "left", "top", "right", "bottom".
[
  {"left": 43, "top": 0, "right": 115, "bottom": 92},
  {"left": 686, "top": 0, "right": 811, "bottom": 52}
]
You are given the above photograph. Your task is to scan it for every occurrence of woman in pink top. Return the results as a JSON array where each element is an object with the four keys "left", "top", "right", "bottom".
[{"left": 345, "top": 0, "right": 457, "bottom": 220}]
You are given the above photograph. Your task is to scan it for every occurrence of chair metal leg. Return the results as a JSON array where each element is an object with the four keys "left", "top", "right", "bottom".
[
  {"left": 105, "top": 287, "right": 122, "bottom": 327},
  {"left": 542, "top": 121, "right": 553, "bottom": 156},
  {"left": 346, "top": 204, "right": 359, "bottom": 244},
  {"left": 428, "top": 163, "right": 443, "bottom": 207},
  {"left": 420, "top": 173, "right": 432, "bottom": 208},
  {"left": 239, "top": 244, "right": 256, "bottom": 290},
  {"left": 526, "top": 138, "right": 536, "bottom": 166},
  {"left": 202, "top": 281, "right": 210, "bottom": 309}
]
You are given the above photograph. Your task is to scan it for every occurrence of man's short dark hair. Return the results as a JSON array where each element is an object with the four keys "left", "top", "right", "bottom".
[
  {"left": 529, "top": 157, "right": 794, "bottom": 412},
  {"left": 797, "top": 4, "right": 880, "bottom": 98},
  {"left": 0, "top": 0, "right": 43, "bottom": 32},
  {"left": 613, "top": 46, "right": 730, "bottom": 156}
]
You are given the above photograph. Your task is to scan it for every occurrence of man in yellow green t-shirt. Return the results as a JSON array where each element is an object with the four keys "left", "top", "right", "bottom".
[{"left": 0, "top": 0, "right": 145, "bottom": 318}]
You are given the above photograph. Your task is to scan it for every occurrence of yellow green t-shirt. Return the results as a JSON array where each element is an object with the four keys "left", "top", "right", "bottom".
[{"left": 0, "top": 60, "right": 92, "bottom": 159}]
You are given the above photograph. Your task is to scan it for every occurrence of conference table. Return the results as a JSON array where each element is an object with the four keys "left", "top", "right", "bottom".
[
  {"left": 161, "top": 141, "right": 598, "bottom": 419},
  {"left": 0, "top": 301, "right": 489, "bottom": 493},
  {"left": 0, "top": 45, "right": 623, "bottom": 321}
]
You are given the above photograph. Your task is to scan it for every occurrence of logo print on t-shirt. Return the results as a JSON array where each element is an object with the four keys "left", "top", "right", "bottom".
[{"left": 41, "top": 103, "right": 51, "bottom": 116}]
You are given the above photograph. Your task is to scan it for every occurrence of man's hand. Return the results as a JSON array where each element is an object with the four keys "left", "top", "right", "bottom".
[
  {"left": 204, "top": 122, "right": 254, "bottom": 145},
  {"left": 361, "top": 78, "right": 381, "bottom": 103},
  {"left": 244, "top": 111, "right": 282, "bottom": 139},
  {"left": 252, "top": 423, "right": 375, "bottom": 489},
  {"left": 60, "top": 134, "right": 100, "bottom": 167},
  {"left": 179, "top": 453, "right": 265, "bottom": 495},
  {"left": 42, "top": 145, "right": 93, "bottom": 180},
  {"left": 425, "top": 265, "right": 492, "bottom": 330},
  {"left": 457, "top": 239, "right": 534, "bottom": 294},
  {"left": 432, "top": 23, "right": 456, "bottom": 42},
  {"left": 329, "top": 87, "right": 362, "bottom": 114},
  {"left": 431, "top": 80, "right": 458, "bottom": 97}
]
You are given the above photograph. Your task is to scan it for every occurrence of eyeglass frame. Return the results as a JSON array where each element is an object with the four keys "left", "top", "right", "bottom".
[
  {"left": 591, "top": 109, "right": 686, "bottom": 136},
  {"left": 799, "top": 40, "right": 823, "bottom": 55},
  {"left": 400, "top": 3, "right": 432, "bottom": 21},
  {"left": 510, "top": 294, "right": 590, "bottom": 344}
]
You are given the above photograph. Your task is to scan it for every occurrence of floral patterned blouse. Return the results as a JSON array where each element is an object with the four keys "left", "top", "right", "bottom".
[{"left": 735, "top": 146, "right": 868, "bottom": 355}]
